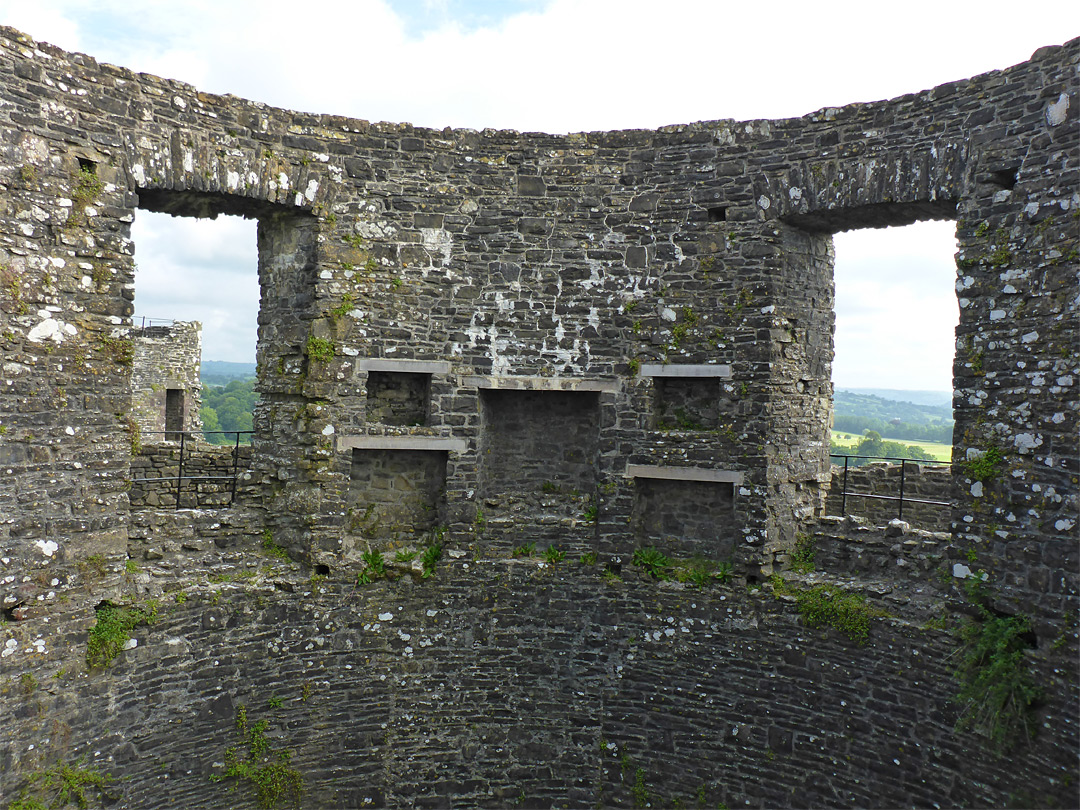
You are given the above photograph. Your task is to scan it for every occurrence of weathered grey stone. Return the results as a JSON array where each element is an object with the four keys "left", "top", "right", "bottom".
[{"left": 0, "top": 24, "right": 1075, "bottom": 810}]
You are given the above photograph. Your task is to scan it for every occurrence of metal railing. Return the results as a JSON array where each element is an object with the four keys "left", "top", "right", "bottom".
[
  {"left": 829, "top": 453, "right": 952, "bottom": 521},
  {"left": 131, "top": 430, "right": 254, "bottom": 508},
  {"left": 132, "top": 316, "right": 176, "bottom": 330}
]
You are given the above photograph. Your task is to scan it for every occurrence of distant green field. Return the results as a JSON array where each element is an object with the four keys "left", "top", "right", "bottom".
[{"left": 831, "top": 431, "right": 953, "bottom": 462}]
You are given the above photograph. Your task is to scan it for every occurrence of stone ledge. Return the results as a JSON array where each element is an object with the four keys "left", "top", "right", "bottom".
[
  {"left": 355, "top": 358, "right": 452, "bottom": 374},
  {"left": 639, "top": 363, "right": 732, "bottom": 378},
  {"left": 463, "top": 375, "right": 619, "bottom": 392},
  {"left": 625, "top": 464, "right": 744, "bottom": 484},
  {"left": 337, "top": 436, "right": 467, "bottom": 452}
]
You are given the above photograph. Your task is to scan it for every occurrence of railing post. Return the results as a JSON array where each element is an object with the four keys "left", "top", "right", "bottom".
[
  {"left": 898, "top": 459, "right": 906, "bottom": 520},
  {"left": 230, "top": 431, "right": 241, "bottom": 505},
  {"left": 176, "top": 431, "right": 186, "bottom": 510},
  {"left": 841, "top": 456, "right": 849, "bottom": 517}
]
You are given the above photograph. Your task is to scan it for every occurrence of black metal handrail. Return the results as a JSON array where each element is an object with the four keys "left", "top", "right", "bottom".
[
  {"left": 131, "top": 430, "right": 254, "bottom": 508},
  {"left": 829, "top": 453, "right": 952, "bottom": 521},
  {"left": 131, "top": 316, "right": 176, "bottom": 330}
]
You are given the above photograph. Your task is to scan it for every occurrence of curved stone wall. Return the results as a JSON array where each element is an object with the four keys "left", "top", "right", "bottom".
[{"left": 0, "top": 25, "right": 1076, "bottom": 808}]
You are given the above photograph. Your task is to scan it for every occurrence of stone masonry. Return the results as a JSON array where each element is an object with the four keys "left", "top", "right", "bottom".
[
  {"left": 0, "top": 25, "right": 1076, "bottom": 809},
  {"left": 130, "top": 319, "right": 202, "bottom": 439}
]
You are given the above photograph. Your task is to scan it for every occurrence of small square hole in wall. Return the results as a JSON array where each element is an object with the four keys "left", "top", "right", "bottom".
[
  {"left": 77, "top": 157, "right": 97, "bottom": 174},
  {"left": 653, "top": 377, "right": 732, "bottom": 431},
  {"left": 707, "top": 206, "right": 728, "bottom": 222},
  {"left": 988, "top": 168, "right": 1019, "bottom": 190},
  {"left": 366, "top": 371, "right": 431, "bottom": 426}
]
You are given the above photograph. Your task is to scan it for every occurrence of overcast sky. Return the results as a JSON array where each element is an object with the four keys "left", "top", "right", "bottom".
[{"left": 3, "top": 1, "right": 1075, "bottom": 389}]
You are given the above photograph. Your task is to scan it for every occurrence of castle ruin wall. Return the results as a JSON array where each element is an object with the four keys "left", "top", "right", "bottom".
[{"left": 0, "top": 26, "right": 1076, "bottom": 808}]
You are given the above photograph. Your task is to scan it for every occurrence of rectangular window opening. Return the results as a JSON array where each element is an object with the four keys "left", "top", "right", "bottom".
[
  {"left": 164, "top": 388, "right": 185, "bottom": 441},
  {"left": 653, "top": 377, "right": 734, "bottom": 431},
  {"left": 366, "top": 371, "right": 432, "bottom": 426}
]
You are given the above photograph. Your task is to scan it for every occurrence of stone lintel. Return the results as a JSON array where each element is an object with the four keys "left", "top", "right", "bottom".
[
  {"left": 337, "top": 436, "right": 467, "bottom": 453},
  {"left": 464, "top": 375, "right": 618, "bottom": 392},
  {"left": 355, "top": 358, "right": 452, "bottom": 374},
  {"left": 639, "top": 363, "right": 732, "bottom": 378},
  {"left": 625, "top": 464, "right": 744, "bottom": 484}
]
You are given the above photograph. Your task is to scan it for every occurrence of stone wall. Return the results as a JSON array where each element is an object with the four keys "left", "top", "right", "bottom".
[
  {"left": 824, "top": 462, "right": 952, "bottom": 532},
  {"left": 129, "top": 442, "right": 254, "bottom": 509},
  {"left": 0, "top": 544, "right": 1075, "bottom": 809},
  {"left": 632, "top": 476, "right": 738, "bottom": 558},
  {"left": 0, "top": 25, "right": 1076, "bottom": 810},
  {"left": 130, "top": 320, "right": 202, "bottom": 439},
  {"left": 348, "top": 448, "right": 447, "bottom": 542}
]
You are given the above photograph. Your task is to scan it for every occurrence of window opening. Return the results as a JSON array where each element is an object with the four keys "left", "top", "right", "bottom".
[
  {"left": 130, "top": 210, "right": 259, "bottom": 447},
  {"left": 164, "top": 388, "right": 185, "bottom": 441},
  {"left": 829, "top": 220, "right": 958, "bottom": 489},
  {"left": 366, "top": 371, "right": 431, "bottom": 426}
]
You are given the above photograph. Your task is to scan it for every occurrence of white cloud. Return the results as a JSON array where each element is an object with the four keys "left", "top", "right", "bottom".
[
  {"left": 833, "top": 221, "right": 959, "bottom": 391},
  {"left": 131, "top": 212, "right": 258, "bottom": 363},
  {"left": 7, "top": 1, "right": 1074, "bottom": 132}
]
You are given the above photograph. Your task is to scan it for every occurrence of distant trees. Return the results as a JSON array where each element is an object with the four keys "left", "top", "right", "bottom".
[
  {"left": 830, "top": 430, "right": 936, "bottom": 465},
  {"left": 201, "top": 378, "right": 256, "bottom": 444},
  {"left": 832, "top": 414, "right": 952, "bottom": 443}
]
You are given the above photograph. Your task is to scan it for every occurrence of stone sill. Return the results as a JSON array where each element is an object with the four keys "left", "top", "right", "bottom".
[
  {"left": 639, "top": 363, "right": 732, "bottom": 378},
  {"left": 337, "top": 436, "right": 467, "bottom": 452},
  {"left": 464, "top": 375, "right": 618, "bottom": 392},
  {"left": 625, "top": 464, "right": 744, "bottom": 484},
  {"left": 355, "top": 357, "right": 452, "bottom": 374}
]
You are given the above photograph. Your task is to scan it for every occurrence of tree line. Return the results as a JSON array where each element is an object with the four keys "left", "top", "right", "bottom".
[
  {"left": 201, "top": 377, "right": 256, "bottom": 444},
  {"left": 832, "top": 414, "right": 952, "bottom": 444},
  {"left": 830, "top": 430, "right": 937, "bottom": 465}
]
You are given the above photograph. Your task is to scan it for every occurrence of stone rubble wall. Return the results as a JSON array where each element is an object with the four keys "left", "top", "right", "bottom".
[
  {"left": 824, "top": 462, "right": 952, "bottom": 532},
  {"left": 130, "top": 320, "right": 202, "bottom": 438},
  {"left": 0, "top": 24, "right": 1075, "bottom": 810},
  {"left": 129, "top": 441, "right": 255, "bottom": 509},
  {"left": 0, "top": 552, "right": 1074, "bottom": 810}
]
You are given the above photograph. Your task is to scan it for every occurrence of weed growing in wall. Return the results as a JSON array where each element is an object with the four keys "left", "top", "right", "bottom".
[
  {"left": 65, "top": 165, "right": 104, "bottom": 229},
  {"left": 790, "top": 533, "right": 817, "bottom": 573},
  {"left": 213, "top": 705, "right": 304, "bottom": 809},
  {"left": 771, "top": 576, "right": 882, "bottom": 645},
  {"left": 86, "top": 600, "right": 159, "bottom": 669},
  {"left": 261, "top": 530, "right": 290, "bottom": 561},
  {"left": 671, "top": 557, "right": 719, "bottom": 588},
  {"left": 953, "top": 608, "right": 1041, "bottom": 751},
  {"left": 963, "top": 445, "right": 1004, "bottom": 484},
  {"left": 305, "top": 336, "right": 334, "bottom": 364},
  {"left": 7, "top": 758, "right": 114, "bottom": 810},
  {"left": 582, "top": 501, "right": 598, "bottom": 522},
  {"left": 632, "top": 546, "right": 672, "bottom": 580},
  {"left": 542, "top": 545, "right": 565, "bottom": 564},
  {"left": 420, "top": 543, "right": 442, "bottom": 579},
  {"left": 631, "top": 768, "right": 649, "bottom": 808},
  {"left": 1, "top": 264, "right": 28, "bottom": 315},
  {"left": 121, "top": 414, "right": 141, "bottom": 455},
  {"left": 356, "top": 549, "right": 387, "bottom": 584},
  {"left": 98, "top": 335, "right": 134, "bottom": 366},
  {"left": 631, "top": 547, "right": 733, "bottom": 588}
]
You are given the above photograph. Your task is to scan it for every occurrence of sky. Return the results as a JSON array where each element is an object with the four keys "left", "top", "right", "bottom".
[{"left": 2, "top": 1, "right": 1075, "bottom": 389}]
